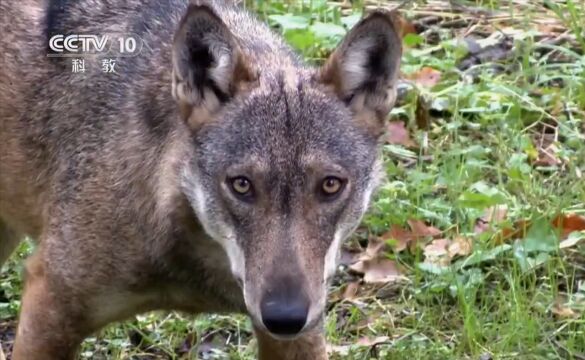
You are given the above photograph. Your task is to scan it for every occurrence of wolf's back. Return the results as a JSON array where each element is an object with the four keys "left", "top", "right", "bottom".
[
  {"left": 0, "top": 0, "right": 296, "bottom": 158},
  {"left": 0, "top": 0, "right": 298, "bottom": 239},
  {"left": 0, "top": 0, "right": 296, "bottom": 137}
]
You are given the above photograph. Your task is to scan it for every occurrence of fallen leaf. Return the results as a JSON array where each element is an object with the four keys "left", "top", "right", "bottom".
[
  {"left": 534, "top": 143, "right": 562, "bottom": 166},
  {"left": 448, "top": 236, "right": 473, "bottom": 258},
  {"left": 535, "top": 23, "right": 566, "bottom": 34},
  {"left": 552, "top": 301, "right": 578, "bottom": 319},
  {"left": 326, "top": 343, "right": 351, "bottom": 356},
  {"left": 408, "top": 219, "right": 442, "bottom": 238},
  {"left": 424, "top": 239, "right": 450, "bottom": 258},
  {"left": 364, "top": 237, "right": 386, "bottom": 260},
  {"left": 380, "top": 225, "right": 415, "bottom": 253},
  {"left": 475, "top": 205, "right": 508, "bottom": 234},
  {"left": 494, "top": 213, "right": 585, "bottom": 245},
  {"left": 350, "top": 258, "right": 403, "bottom": 284},
  {"left": 409, "top": 67, "right": 442, "bottom": 88},
  {"left": 559, "top": 231, "right": 585, "bottom": 249},
  {"left": 474, "top": 220, "right": 490, "bottom": 235},
  {"left": 484, "top": 205, "right": 509, "bottom": 223},
  {"left": 494, "top": 219, "right": 531, "bottom": 244},
  {"left": 356, "top": 336, "right": 390, "bottom": 347},
  {"left": 522, "top": 217, "right": 559, "bottom": 253},
  {"left": 533, "top": 131, "right": 562, "bottom": 166},
  {"left": 342, "top": 282, "right": 360, "bottom": 301},
  {"left": 385, "top": 121, "right": 416, "bottom": 147},
  {"left": 552, "top": 213, "right": 585, "bottom": 239},
  {"left": 423, "top": 239, "right": 451, "bottom": 265}
]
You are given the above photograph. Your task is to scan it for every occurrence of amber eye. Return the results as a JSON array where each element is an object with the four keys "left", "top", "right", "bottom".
[
  {"left": 321, "top": 177, "right": 343, "bottom": 196},
  {"left": 231, "top": 177, "right": 252, "bottom": 195}
]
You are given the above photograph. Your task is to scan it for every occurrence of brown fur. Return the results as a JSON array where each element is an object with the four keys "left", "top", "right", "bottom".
[
  {"left": 256, "top": 326, "right": 328, "bottom": 360},
  {"left": 0, "top": 0, "right": 401, "bottom": 358}
]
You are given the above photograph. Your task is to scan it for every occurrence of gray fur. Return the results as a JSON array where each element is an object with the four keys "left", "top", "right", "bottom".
[{"left": 0, "top": 0, "right": 401, "bottom": 358}]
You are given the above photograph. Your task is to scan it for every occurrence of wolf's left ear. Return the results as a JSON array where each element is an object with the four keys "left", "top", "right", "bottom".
[
  {"left": 319, "top": 11, "right": 402, "bottom": 135},
  {"left": 172, "top": 3, "right": 255, "bottom": 127}
]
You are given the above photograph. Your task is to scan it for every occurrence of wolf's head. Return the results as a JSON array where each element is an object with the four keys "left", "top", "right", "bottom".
[{"left": 172, "top": 3, "right": 401, "bottom": 338}]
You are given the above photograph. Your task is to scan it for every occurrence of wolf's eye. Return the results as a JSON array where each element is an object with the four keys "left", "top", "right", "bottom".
[
  {"left": 231, "top": 177, "right": 252, "bottom": 195},
  {"left": 321, "top": 177, "right": 343, "bottom": 196}
]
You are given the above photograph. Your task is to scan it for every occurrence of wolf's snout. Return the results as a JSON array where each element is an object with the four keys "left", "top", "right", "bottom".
[{"left": 260, "top": 281, "right": 310, "bottom": 336}]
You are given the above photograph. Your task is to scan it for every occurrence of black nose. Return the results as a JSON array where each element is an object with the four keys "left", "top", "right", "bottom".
[{"left": 260, "top": 287, "right": 309, "bottom": 335}]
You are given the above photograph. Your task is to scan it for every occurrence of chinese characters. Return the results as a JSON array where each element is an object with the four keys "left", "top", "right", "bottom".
[{"left": 70, "top": 58, "right": 117, "bottom": 73}]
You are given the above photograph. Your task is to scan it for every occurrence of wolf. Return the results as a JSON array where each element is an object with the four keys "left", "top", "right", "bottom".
[{"left": 0, "top": 0, "right": 401, "bottom": 358}]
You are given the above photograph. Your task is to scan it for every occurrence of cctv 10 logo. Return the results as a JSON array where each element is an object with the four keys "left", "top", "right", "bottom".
[{"left": 48, "top": 33, "right": 143, "bottom": 57}]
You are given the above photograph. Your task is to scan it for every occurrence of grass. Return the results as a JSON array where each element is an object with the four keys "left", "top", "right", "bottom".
[{"left": 1, "top": 0, "right": 584, "bottom": 359}]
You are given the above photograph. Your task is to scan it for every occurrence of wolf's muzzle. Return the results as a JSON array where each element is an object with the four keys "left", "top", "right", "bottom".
[{"left": 260, "top": 279, "right": 310, "bottom": 336}]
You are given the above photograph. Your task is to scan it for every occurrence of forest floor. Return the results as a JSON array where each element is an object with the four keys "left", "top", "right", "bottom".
[{"left": 1, "top": 0, "right": 584, "bottom": 359}]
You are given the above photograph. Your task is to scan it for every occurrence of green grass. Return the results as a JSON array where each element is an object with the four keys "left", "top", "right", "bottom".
[{"left": 2, "top": 0, "right": 584, "bottom": 359}]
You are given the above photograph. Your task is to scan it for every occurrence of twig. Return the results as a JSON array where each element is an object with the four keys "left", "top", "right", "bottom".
[
  {"left": 413, "top": 15, "right": 442, "bottom": 27},
  {"left": 391, "top": 0, "right": 416, "bottom": 11},
  {"left": 548, "top": 336, "right": 585, "bottom": 360},
  {"left": 449, "top": 0, "right": 494, "bottom": 17}
]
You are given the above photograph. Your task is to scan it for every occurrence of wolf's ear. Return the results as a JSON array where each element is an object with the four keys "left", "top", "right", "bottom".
[
  {"left": 319, "top": 11, "right": 402, "bottom": 135},
  {"left": 172, "top": 4, "right": 255, "bottom": 127}
]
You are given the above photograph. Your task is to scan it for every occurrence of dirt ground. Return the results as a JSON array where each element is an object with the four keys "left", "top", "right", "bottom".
[{"left": 0, "top": 320, "right": 15, "bottom": 360}]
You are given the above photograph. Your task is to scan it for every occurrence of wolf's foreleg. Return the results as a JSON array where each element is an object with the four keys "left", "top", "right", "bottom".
[{"left": 12, "top": 251, "right": 89, "bottom": 360}]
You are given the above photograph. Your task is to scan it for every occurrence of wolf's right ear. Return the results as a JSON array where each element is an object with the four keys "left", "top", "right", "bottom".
[
  {"left": 172, "top": 3, "right": 256, "bottom": 127},
  {"left": 319, "top": 11, "right": 402, "bottom": 136}
]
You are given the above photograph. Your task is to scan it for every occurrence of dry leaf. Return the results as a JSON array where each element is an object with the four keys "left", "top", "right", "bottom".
[
  {"left": 423, "top": 239, "right": 452, "bottom": 266},
  {"left": 533, "top": 131, "right": 562, "bottom": 166},
  {"left": 535, "top": 23, "right": 566, "bottom": 34},
  {"left": 385, "top": 121, "right": 416, "bottom": 147},
  {"left": 424, "top": 239, "right": 450, "bottom": 257},
  {"left": 535, "top": 143, "right": 562, "bottom": 166},
  {"left": 552, "top": 213, "right": 585, "bottom": 239},
  {"left": 474, "top": 220, "right": 491, "bottom": 235},
  {"left": 350, "top": 258, "right": 403, "bottom": 284},
  {"left": 448, "top": 236, "right": 473, "bottom": 258},
  {"left": 380, "top": 225, "right": 416, "bottom": 253},
  {"left": 327, "top": 344, "right": 351, "bottom": 356},
  {"left": 409, "top": 67, "right": 442, "bottom": 88},
  {"left": 551, "top": 300, "right": 579, "bottom": 319},
  {"left": 494, "top": 219, "right": 531, "bottom": 244},
  {"left": 356, "top": 336, "right": 390, "bottom": 347},
  {"left": 475, "top": 205, "right": 508, "bottom": 234},
  {"left": 342, "top": 282, "right": 360, "bottom": 301},
  {"left": 559, "top": 232, "right": 585, "bottom": 249},
  {"left": 408, "top": 219, "right": 442, "bottom": 238},
  {"left": 484, "top": 205, "right": 508, "bottom": 223},
  {"left": 493, "top": 213, "right": 585, "bottom": 245},
  {"left": 364, "top": 237, "right": 386, "bottom": 260}
]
